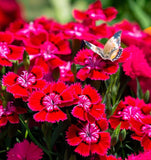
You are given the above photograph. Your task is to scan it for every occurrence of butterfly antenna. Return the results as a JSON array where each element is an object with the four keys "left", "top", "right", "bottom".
[{"left": 84, "top": 40, "right": 92, "bottom": 49}]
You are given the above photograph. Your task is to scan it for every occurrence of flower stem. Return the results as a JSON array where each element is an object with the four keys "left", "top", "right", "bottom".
[{"left": 19, "top": 115, "right": 53, "bottom": 160}]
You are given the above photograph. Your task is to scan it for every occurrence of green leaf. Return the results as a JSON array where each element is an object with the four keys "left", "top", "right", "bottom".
[
  {"left": 136, "top": 78, "right": 143, "bottom": 99},
  {"left": 128, "top": 0, "right": 151, "bottom": 28},
  {"left": 143, "top": 90, "right": 150, "bottom": 103}
]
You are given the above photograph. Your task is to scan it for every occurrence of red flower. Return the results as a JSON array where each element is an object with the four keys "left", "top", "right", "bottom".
[
  {"left": 25, "top": 32, "right": 71, "bottom": 72},
  {"left": 7, "top": 139, "right": 43, "bottom": 160},
  {"left": 2, "top": 66, "right": 46, "bottom": 98},
  {"left": 74, "top": 49, "right": 119, "bottom": 81},
  {"left": 109, "top": 96, "right": 150, "bottom": 129},
  {"left": 0, "top": 100, "right": 26, "bottom": 127},
  {"left": 28, "top": 81, "right": 73, "bottom": 123},
  {"left": 73, "top": 0, "right": 118, "bottom": 22},
  {"left": 70, "top": 83, "right": 105, "bottom": 122},
  {"left": 0, "top": 32, "right": 24, "bottom": 66},
  {"left": 66, "top": 119, "right": 111, "bottom": 157},
  {"left": 130, "top": 116, "right": 151, "bottom": 150}
]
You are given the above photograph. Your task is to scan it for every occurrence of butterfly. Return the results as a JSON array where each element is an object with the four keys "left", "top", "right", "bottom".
[{"left": 84, "top": 31, "right": 123, "bottom": 62}]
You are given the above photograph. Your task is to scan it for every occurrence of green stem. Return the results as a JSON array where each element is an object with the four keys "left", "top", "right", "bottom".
[{"left": 19, "top": 115, "right": 53, "bottom": 160}]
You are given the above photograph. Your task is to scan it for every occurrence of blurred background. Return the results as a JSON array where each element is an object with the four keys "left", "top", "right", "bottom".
[
  {"left": 18, "top": 0, "right": 151, "bottom": 28},
  {"left": 0, "top": 0, "right": 151, "bottom": 30}
]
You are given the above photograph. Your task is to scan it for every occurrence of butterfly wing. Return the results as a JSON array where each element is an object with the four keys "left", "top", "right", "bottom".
[
  {"left": 84, "top": 40, "right": 104, "bottom": 58},
  {"left": 103, "top": 31, "right": 122, "bottom": 61}
]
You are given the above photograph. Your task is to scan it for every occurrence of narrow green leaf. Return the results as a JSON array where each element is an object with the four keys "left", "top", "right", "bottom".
[{"left": 136, "top": 78, "right": 143, "bottom": 99}]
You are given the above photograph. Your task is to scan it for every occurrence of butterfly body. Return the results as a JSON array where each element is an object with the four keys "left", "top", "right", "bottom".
[{"left": 84, "top": 31, "right": 123, "bottom": 62}]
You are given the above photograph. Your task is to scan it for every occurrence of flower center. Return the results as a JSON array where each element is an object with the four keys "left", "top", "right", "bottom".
[
  {"left": 0, "top": 42, "right": 10, "bottom": 58},
  {"left": 78, "top": 95, "right": 91, "bottom": 111},
  {"left": 41, "top": 42, "right": 58, "bottom": 59},
  {"left": 118, "top": 106, "right": 142, "bottom": 120},
  {"left": 142, "top": 124, "right": 151, "bottom": 137},
  {"left": 42, "top": 93, "right": 61, "bottom": 112},
  {"left": 79, "top": 123, "right": 100, "bottom": 143},
  {"left": 17, "top": 71, "right": 36, "bottom": 88},
  {"left": 85, "top": 56, "right": 106, "bottom": 70}
]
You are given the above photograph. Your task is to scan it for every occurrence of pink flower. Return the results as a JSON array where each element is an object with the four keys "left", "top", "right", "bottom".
[
  {"left": 74, "top": 49, "right": 119, "bottom": 81},
  {"left": 0, "top": 31, "right": 24, "bottom": 66},
  {"left": 0, "top": 100, "right": 26, "bottom": 127},
  {"left": 114, "top": 20, "right": 147, "bottom": 47},
  {"left": 2, "top": 66, "right": 46, "bottom": 98},
  {"left": 28, "top": 81, "right": 73, "bottom": 123},
  {"left": 66, "top": 119, "right": 111, "bottom": 157},
  {"left": 70, "top": 83, "right": 105, "bottom": 122},
  {"left": 73, "top": 0, "right": 118, "bottom": 22},
  {"left": 7, "top": 139, "right": 43, "bottom": 160},
  {"left": 122, "top": 46, "right": 151, "bottom": 79}
]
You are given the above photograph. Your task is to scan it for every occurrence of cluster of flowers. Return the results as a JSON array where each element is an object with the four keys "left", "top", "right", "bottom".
[{"left": 0, "top": 0, "right": 151, "bottom": 159}]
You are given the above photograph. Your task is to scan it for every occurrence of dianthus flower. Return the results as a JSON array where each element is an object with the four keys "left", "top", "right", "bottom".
[
  {"left": 70, "top": 83, "right": 105, "bottom": 122},
  {"left": 7, "top": 139, "right": 43, "bottom": 160},
  {"left": 28, "top": 81, "right": 73, "bottom": 123},
  {"left": 66, "top": 119, "right": 111, "bottom": 157},
  {"left": 74, "top": 49, "right": 120, "bottom": 81},
  {"left": 2, "top": 66, "right": 46, "bottom": 98},
  {"left": 25, "top": 32, "right": 71, "bottom": 72}
]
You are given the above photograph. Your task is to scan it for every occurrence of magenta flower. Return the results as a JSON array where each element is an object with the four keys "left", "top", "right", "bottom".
[
  {"left": 2, "top": 66, "right": 46, "bottom": 98},
  {"left": 70, "top": 83, "right": 105, "bottom": 122},
  {"left": 0, "top": 100, "right": 26, "bottom": 127},
  {"left": 66, "top": 119, "right": 111, "bottom": 157},
  {"left": 7, "top": 139, "right": 43, "bottom": 160},
  {"left": 74, "top": 49, "right": 119, "bottom": 81},
  {"left": 0, "top": 31, "right": 24, "bottom": 66},
  {"left": 127, "top": 150, "right": 151, "bottom": 160},
  {"left": 28, "top": 81, "right": 73, "bottom": 123}
]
